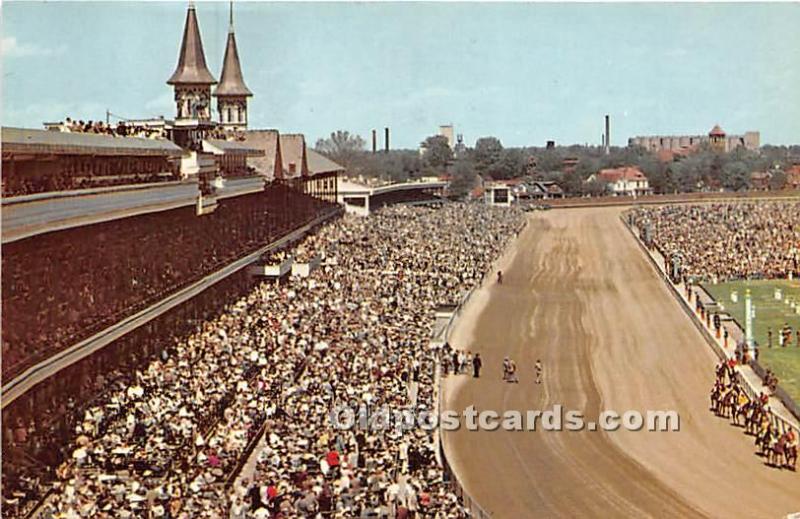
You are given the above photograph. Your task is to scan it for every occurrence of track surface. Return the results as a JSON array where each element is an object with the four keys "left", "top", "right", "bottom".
[{"left": 443, "top": 207, "right": 799, "bottom": 518}]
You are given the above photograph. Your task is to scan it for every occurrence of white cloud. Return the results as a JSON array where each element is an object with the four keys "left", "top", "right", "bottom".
[{"left": 1, "top": 36, "right": 66, "bottom": 58}]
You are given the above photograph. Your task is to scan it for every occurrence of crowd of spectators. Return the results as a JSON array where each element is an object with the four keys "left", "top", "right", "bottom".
[
  {"left": 630, "top": 202, "right": 800, "bottom": 282},
  {"left": 2, "top": 185, "right": 336, "bottom": 382},
  {"left": 5, "top": 203, "right": 523, "bottom": 518},
  {"left": 51, "top": 119, "right": 168, "bottom": 140},
  {"left": 208, "top": 127, "right": 248, "bottom": 142}
]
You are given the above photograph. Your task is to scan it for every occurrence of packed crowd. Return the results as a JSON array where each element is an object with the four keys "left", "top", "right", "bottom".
[
  {"left": 51, "top": 119, "right": 168, "bottom": 140},
  {"left": 208, "top": 127, "right": 248, "bottom": 142},
  {"left": 9, "top": 203, "right": 523, "bottom": 518},
  {"left": 2, "top": 185, "right": 335, "bottom": 382},
  {"left": 631, "top": 202, "right": 800, "bottom": 282},
  {"left": 49, "top": 118, "right": 249, "bottom": 142}
]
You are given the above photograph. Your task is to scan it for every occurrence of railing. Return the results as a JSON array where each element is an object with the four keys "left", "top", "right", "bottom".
[
  {"left": 732, "top": 371, "right": 795, "bottom": 437},
  {"left": 622, "top": 213, "right": 800, "bottom": 438},
  {"left": 433, "top": 286, "right": 492, "bottom": 519}
]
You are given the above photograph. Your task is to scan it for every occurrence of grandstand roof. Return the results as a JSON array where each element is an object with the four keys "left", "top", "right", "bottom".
[
  {"left": 242, "top": 129, "right": 282, "bottom": 179},
  {"left": 1, "top": 127, "right": 184, "bottom": 157},
  {"left": 307, "top": 149, "right": 345, "bottom": 176},
  {"left": 203, "top": 138, "right": 260, "bottom": 156},
  {"left": 280, "top": 134, "right": 309, "bottom": 178}
]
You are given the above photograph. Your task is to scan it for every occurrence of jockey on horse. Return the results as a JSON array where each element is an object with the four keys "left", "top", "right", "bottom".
[
  {"left": 732, "top": 388, "right": 749, "bottom": 426},
  {"left": 785, "top": 429, "right": 798, "bottom": 470},
  {"left": 755, "top": 419, "right": 775, "bottom": 456}
]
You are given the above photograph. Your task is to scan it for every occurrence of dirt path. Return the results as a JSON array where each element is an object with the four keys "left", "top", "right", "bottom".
[{"left": 442, "top": 207, "right": 800, "bottom": 518}]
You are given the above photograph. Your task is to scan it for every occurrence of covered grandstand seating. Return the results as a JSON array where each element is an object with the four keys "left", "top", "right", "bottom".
[
  {"left": 1, "top": 183, "right": 337, "bottom": 382},
  {"left": 1, "top": 127, "right": 183, "bottom": 197}
]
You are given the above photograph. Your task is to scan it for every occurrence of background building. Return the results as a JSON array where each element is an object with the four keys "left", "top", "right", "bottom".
[
  {"left": 589, "top": 166, "right": 651, "bottom": 196},
  {"left": 439, "top": 124, "right": 455, "bottom": 148},
  {"left": 629, "top": 125, "right": 760, "bottom": 153}
]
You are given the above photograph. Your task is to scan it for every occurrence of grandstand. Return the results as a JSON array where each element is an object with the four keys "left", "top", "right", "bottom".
[
  {"left": 1, "top": 127, "right": 183, "bottom": 197},
  {"left": 337, "top": 178, "right": 447, "bottom": 216},
  {"left": 5, "top": 2, "right": 800, "bottom": 518}
]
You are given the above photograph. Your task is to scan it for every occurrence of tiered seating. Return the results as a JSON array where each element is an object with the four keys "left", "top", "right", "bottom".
[{"left": 1, "top": 184, "right": 337, "bottom": 382}]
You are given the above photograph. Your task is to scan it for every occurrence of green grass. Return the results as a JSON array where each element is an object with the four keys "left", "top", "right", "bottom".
[{"left": 703, "top": 279, "right": 800, "bottom": 403}]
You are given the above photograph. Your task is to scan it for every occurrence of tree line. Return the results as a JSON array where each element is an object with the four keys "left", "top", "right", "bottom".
[{"left": 315, "top": 130, "right": 800, "bottom": 198}]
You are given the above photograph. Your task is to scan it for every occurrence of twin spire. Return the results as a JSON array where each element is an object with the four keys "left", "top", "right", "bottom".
[
  {"left": 166, "top": 3, "right": 216, "bottom": 85},
  {"left": 215, "top": 2, "right": 252, "bottom": 98},
  {"left": 167, "top": 2, "right": 251, "bottom": 125}
]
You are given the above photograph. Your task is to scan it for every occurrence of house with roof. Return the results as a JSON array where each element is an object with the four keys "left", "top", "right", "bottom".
[
  {"left": 589, "top": 166, "right": 651, "bottom": 196},
  {"left": 749, "top": 171, "right": 772, "bottom": 191},
  {"left": 506, "top": 179, "right": 564, "bottom": 201},
  {"left": 529, "top": 180, "right": 564, "bottom": 200},
  {"left": 785, "top": 165, "right": 800, "bottom": 190}
]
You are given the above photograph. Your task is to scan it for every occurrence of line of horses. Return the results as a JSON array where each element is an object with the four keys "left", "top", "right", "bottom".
[{"left": 710, "top": 362, "right": 798, "bottom": 471}]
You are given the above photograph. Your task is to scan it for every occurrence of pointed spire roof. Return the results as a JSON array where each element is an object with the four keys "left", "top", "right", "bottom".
[
  {"left": 214, "top": 2, "right": 252, "bottom": 97},
  {"left": 167, "top": 4, "right": 217, "bottom": 85},
  {"left": 709, "top": 124, "right": 726, "bottom": 137}
]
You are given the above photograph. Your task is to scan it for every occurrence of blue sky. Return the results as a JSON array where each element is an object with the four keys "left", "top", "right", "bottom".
[{"left": 2, "top": 2, "right": 799, "bottom": 148}]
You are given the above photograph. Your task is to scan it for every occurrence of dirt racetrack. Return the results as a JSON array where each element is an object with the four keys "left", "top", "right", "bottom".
[{"left": 443, "top": 206, "right": 800, "bottom": 518}]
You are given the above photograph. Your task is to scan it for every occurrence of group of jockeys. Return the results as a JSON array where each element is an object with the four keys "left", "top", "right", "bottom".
[
  {"left": 501, "top": 357, "right": 543, "bottom": 384},
  {"left": 502, "top": 357, "right": 519, "bottom": 383},
  {"left": 711, "top": 360, "right": 798, "bottom": 471}
]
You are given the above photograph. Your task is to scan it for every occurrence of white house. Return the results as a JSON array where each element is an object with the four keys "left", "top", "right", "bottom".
[{"left": 590, "top": 166, "right": 651, "bottom": 196}]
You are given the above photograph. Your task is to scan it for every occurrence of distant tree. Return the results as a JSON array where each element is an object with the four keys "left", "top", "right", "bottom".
[
  {"left": 721, "top": 161, "right": 751, "bottom": 191},
  {"left": 670, "top": 158, "right": 701, "bottom": 192},
  {"left": 449, "top": 158, "right": 476, "bottom": 198},
  {"left": 558, "top": 171, "right": 584, "bottom": 196},
  {"left": 472, "top": 137, "right": 505, "bottom": 178},
  {"left": 421, "top": 135, "right": 454, "bottom": 171},
  {"left": 354, "top": 150, "right": 422, "bottom": 183},
  {"left": 536, "top": 149, "right": 563, "bottom": 173},
  {"left": 574, "top": 158, "right": 598, "bottom": 180},
  {"left": 769, "top": 170, "right": 787, "bottom": 190},
  {"left": 637, "top": 155, "right": 668, "bottom": 194},
  {"left": 584, "top": 178, "right": 608, "bottom": 197},
  {"left": 493, "top": 148, "right": 525, "bottom": 179},
  {"left": 315, "top": 130, "right": 366, "bottom": 169}
]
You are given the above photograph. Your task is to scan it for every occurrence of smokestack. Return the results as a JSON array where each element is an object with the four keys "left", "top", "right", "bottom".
[
  {"left": 372, "top": 129, "right": 377, "bottom": 153},
  {"left": 601, "top": 134, "right": 605, "bottom": 148},
  {"left": 384, "top": 127, "right": 390, "bottom": 153},
  {"left": 604, "top": 114, "right": 610, "bottom": 155}
]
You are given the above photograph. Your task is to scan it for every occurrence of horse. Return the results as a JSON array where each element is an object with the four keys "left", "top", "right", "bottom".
[
  {"left": 710, "top": 383, "right": 724, "bottom": 413},
  {"left": 785, "top": 442, "right": 798, "bottom": 471},
  {"left": 767, "top": 434, "right": 786, "bottom": 467},
  {"left": 722, "top": 388, "right": 742, "bottom": 419},
  {"left": 715, "top": 362, "right": 729, "bottom": 384},
  {"left": 755, "top": 424, "right": 774, "bottom": 457},
  {"left": 744, "top": 403, "right": 765, "bottom": 436},
  {"left": 731, "top": 392, "right": 750, "bottom": 427}
]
